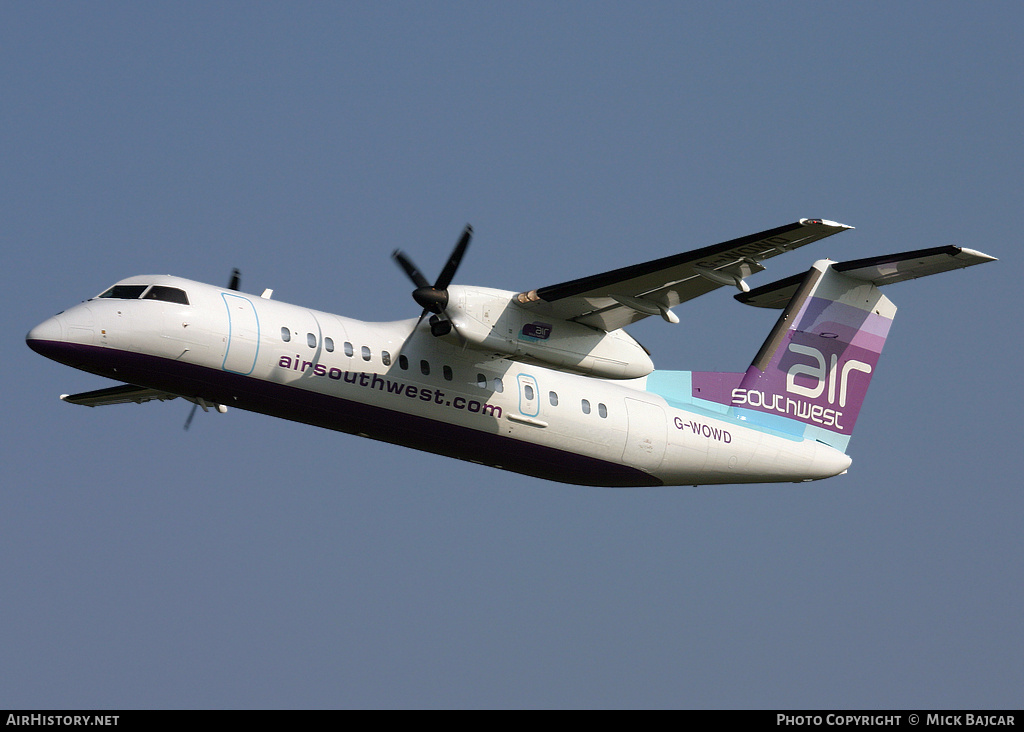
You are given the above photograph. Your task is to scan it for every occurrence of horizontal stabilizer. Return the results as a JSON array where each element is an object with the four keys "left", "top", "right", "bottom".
[
  {"left": 736, "top": 245, "right": 997, "bottom": 309},
  {"left": 61, "top": 384, "right": 181, "bottom": 407}
]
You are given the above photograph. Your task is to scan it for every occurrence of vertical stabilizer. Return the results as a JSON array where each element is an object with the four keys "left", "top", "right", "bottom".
[
  {"left": 731, "top": 262, "right": 896, "bottom": 451},
  {"left": 659, "top": 245, "right": 993, "bottom": 456}
]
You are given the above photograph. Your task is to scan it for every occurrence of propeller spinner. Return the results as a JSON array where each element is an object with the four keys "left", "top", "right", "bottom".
[{"left": 392, "top": 225, "right": 472, "bottom": 336}]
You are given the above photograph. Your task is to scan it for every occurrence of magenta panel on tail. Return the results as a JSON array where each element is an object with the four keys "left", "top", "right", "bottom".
[{"left": 693, "top": 263, "right": 897, "bottom": 447}]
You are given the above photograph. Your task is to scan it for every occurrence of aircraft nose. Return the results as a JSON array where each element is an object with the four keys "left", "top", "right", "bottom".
[
  {"left": 26, "top": 315, "right": 64, "bottom": 357},
  {"left": 27, "top": 315, "right": 63, "bottom": 345}
]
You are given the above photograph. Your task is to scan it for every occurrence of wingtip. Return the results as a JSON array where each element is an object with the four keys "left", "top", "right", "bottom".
[
  {"left": 800, "top": 218, "right": 854, "bottom": 230},
  {"left": 956, "top": 247, "right": 998, "bottom": 263}
]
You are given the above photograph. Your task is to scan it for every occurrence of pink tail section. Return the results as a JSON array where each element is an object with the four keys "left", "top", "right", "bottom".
[
  {"left": 733, "top": 262, "right": 895, "bottom": 442},
  {"left": 688, "top": 261, "right": 896, "bottom": 450},
  {"left": 686, "top": 246, "right": 995, "bottom": 450}
]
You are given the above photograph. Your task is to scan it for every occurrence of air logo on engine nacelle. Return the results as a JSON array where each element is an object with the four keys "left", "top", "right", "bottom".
[{"left": 519, "top": 322, "right": 553, "bottom": 342}]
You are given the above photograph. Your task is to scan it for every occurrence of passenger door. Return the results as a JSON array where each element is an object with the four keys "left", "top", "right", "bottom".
[{"left": 516, "top": 373, "right": 540, "bottom": 417}]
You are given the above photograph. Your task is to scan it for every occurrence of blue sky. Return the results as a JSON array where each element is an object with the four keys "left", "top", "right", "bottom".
[{"left": 2, "top": 2, "right": 1021, "bottom": 708}]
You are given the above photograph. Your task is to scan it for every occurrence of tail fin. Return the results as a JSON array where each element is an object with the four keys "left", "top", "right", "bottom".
[{"left": 730, "top": 245, "right": 995, "bottom": 451}]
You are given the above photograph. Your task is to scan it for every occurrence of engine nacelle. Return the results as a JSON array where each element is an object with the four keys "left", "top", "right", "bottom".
[{"left": 444, "top": 286, "right": 654, "bottom": 379}]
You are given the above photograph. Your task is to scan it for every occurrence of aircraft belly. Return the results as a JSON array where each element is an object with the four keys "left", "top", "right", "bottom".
[{"left": 44, "top": 341, "right": 659, "bottom": 487}]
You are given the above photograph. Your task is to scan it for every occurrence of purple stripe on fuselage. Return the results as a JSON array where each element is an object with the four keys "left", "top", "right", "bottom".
[{"left": 27, "top": 339, "right": 661, "bottom": 488}]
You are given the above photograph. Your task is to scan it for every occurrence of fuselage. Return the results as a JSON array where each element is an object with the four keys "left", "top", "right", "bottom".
[{"left": 26, "top": 274, "right": 852, "bottom": 487}]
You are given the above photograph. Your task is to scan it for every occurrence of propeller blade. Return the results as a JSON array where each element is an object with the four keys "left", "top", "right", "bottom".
[
  {"left": 434, "top": 224, "right": 472, "bottom": 291},
  {"left": 394, "top": 224, "right": 473, "bottom": 328},
  {"left": 228, "top": 268, "right": 241, "bottom": 291},
  {"left": 184, "top": 402, "right": 199, "bottom": 431},
  {"left": 392, "top": 250, "right": 431, "bottom": 290}
]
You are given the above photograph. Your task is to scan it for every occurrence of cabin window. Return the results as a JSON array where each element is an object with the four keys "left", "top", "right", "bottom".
[
  {"left": 493, "top": 377, "right": 504, "bottom": 393},
  {"left": 97, "top": 284, "right": 147, "bottom": 300},
  {"left": 307, "top": 333, "right": 317, "bottom": 348},
  {"left": 443, "top": 365, "right": 453, "bottom": 381},
  {"left": 324, "top": 337, "right": 334, "bottom": 353},
  {"left": 420, "top": 359, "right": 430, "bottom": 376},
  {"left": 362, "top": 345, "right": 371, "bottom": 362},
  {"left": 549, "top": 391, "right": 559, "bottom": 407},
  {"left": 143, "top": 286, "right": 190, "bottom": 305},
  {"left": 581, "top": 399, "right": 591, "bottom": 415},
  {"left": 281, "top": 327, "right": 291, "bottom": 343},
  {"left": 399, "top": 354, "right": 409, "bottom": 370},
  {"left": 477, "top": 373, "right": 487, "bottom": 389},
  {"left": 344, "top": 342, "right": 354, "bottom": 357},
  {"left": 381, "top": 350, "right": 391, "bottom": 366},
  {"left": 598, "top": 403, "right": 608, "bottom": 418},
  {"left": 524, "top": 384, "right": 535, "bottom": 401}
]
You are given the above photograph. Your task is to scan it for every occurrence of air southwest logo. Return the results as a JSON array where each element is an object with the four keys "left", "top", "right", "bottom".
[
  {"left": 519, "top": 322, "right": 552, "bottom": 342},
  {"left": 731, "top": 343, "right": 873, "bottom": 431}
]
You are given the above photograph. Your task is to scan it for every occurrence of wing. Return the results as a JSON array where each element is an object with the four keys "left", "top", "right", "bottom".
[
  {"left": 60, "top": 384, "right": 181, "bottom": 407},
  {"left": 514, "top": 219, "right": 853, "bottom": 331},
  {"left": 736, "top": 245, "right": 999, "bottom": 309}
]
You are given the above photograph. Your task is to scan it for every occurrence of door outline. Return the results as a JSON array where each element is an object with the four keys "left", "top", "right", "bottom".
[
  {"left": 621, "top": 398, "right": 667, "bottom": 470},
  {"left": 517, "top": 373, "right": 540, "bottom": 417},
  {"left": 222, "top": 293, "right": 260, "bottom": 375}
]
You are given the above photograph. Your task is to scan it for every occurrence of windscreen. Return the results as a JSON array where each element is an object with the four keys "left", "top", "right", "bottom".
[
  {"left": 143, "top": 286, "right": 189, "bottom": 305},
  {"left": 96, "top": 284, "right": 148, "bottom": 299}
]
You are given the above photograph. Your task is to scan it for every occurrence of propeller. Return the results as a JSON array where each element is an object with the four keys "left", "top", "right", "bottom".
[{"left": 392, "top": 225, "right": 472, "bottom": 336}]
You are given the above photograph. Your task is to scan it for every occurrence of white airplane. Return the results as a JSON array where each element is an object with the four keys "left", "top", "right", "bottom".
[{"left": 27, "top": 219, "right": 995, "bottom": 487}]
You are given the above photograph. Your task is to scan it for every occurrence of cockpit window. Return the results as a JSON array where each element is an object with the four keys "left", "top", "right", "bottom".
[
  {"left": 97, "top": 284, "right": 148, "bottom": 300},
  {"left": 143, "top": 286, "right": 189, "bottom": 305}
]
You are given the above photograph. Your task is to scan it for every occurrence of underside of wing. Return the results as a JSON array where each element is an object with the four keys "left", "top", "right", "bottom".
[
  {"left": 60, "top": 384, "right": 181, "bottom": 407},
  {"left": 515, "top": 219, "right": 853, "bottom": 331}
]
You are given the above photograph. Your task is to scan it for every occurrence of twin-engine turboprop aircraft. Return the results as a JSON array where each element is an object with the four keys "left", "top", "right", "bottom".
[{"left": 26, "top": 219, "right": 995, "bottom": 487}]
